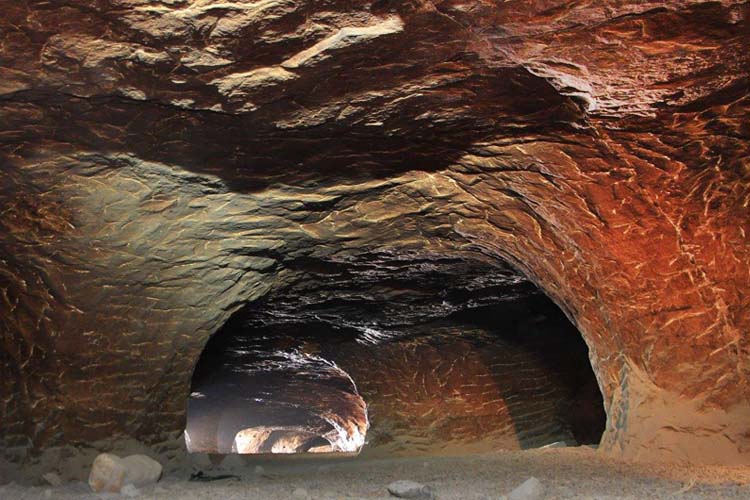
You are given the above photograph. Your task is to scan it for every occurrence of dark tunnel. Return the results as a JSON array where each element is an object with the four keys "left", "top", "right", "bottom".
[{"left": 186, "top": 254, "right": 605, "bottom": 456}]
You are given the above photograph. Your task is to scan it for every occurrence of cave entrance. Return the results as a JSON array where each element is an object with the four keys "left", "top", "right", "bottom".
[{"left": 185, "top": 255, "right": 605, "bottom": 457}]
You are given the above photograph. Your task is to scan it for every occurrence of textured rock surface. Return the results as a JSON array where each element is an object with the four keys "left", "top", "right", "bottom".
[{"left": 0, "top": 0, "right": 748, "bottom": 465}]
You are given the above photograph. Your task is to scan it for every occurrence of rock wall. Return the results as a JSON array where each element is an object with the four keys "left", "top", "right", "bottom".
[{"left": 1, "top": 0, "right": 748, "bottom": 465}]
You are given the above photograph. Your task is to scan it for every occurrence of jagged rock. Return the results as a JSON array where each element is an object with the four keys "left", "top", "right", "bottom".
[{"left": 387, "top": 480, "right": 436, "bottom": 499}]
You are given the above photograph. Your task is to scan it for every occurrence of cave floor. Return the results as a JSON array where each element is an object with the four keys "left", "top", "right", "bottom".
[{"left": 4, "top": 447, "right": 750, "bottom": 499}]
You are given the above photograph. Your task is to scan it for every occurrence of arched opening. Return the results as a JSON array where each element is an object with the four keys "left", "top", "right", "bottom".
[
  {"left": 185, "top": 254, "right": 605, "bottom": 457},
  {"left": 186, "top": 328, "right": 368, "bottom": 455}
]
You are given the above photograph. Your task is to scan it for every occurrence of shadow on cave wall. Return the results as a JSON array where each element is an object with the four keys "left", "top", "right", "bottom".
[{"left": 186, "top": 256, "right": 605, "bottom": 456}]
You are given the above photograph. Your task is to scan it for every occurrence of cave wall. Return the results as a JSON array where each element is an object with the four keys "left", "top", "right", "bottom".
[{"left": 1, "top": 0, "right": 748, "bottom": 465}]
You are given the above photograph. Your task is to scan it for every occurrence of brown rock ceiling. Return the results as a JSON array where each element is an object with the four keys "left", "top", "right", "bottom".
[{"left": 0, "top": 0, "right": 748, "bottom": 465}]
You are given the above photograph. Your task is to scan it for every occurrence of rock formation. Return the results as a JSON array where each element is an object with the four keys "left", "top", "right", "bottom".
[{"left": 0, "top": 0, "right": 748, "bottom": 466}]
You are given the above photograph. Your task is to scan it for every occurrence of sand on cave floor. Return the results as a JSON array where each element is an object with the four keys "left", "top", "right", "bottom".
[{"left": 3, "top": 446, "right": 750, "bottom": 499}]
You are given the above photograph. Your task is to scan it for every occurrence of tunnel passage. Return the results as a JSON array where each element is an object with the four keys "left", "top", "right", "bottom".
[
  {"left": 187, "top": 334, "right": 368, "bottom": 455},
  {"left": 186, "top": 254, "right": 605, "bottom": 456}
]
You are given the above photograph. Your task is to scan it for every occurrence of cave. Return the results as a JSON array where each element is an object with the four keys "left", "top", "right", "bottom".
[
  {"left": 185, "top": 257, "right": 605, "bottom": 457},
  {"left": 1, "top": 0, "right": 749, "bottom": 498}
]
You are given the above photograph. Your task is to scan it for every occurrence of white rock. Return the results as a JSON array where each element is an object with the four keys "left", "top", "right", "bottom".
[
  {"left": 507, "top": 477, "right": 544, "bottom": 500},
  {"left": 43, "top": 489, "right": 53, "bottom": 499},
  {"left": 387, "top": 480, "right": 436, "bottom": 499},
  {"left": 88, "top": 453, "right": 162, "bottom": 493},
  {"left": 42, "top": 472, "right": 62, "bottom": 487},
  {"left": 120, "top": 455, "right": 163, "bottom": 487},
  {"left": 88, "top": 453, "right": 126, "bottom": 493},
  {"left": 120, "top": 483, "right": 141, "bottom": 498},
  {"left": 292, "top": 487, "right": 309, "bottom": 498}
]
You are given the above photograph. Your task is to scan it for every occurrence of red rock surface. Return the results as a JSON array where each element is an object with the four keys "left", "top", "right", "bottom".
[{"left": 0, "top": 0, "right": 748, "bottom": 465}]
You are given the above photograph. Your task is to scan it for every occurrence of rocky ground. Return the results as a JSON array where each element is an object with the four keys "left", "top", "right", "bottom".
[{"left": 3, "top": 447, "right": 750, "bottom": 499}]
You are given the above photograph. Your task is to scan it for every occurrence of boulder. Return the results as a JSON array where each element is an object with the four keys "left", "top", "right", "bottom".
[{"left": 88, "top": 453, "right": 162, "bottom": 493}]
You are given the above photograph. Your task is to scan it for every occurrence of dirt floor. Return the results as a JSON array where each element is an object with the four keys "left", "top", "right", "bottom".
[{"left": 3, "top": 446, "right": 750, "bottom": 499}]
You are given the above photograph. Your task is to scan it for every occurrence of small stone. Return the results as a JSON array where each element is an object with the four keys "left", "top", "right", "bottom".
[
  {"left": 507, "top": 477, "right": 544, "bottom": 500},
  {"left": 292, "top": 487, "right": 309, "bottom": 498},
  {"left": 120, "top": 483, "right": 141, "bottom": 498},
  {"left": 387, "top": 480, "right": 436, "bottom": 500},
  {"left": 254, "top": 465, "right": 265, "bottom": 475},
  {"left": 88, "top": 453, "right": 162, "bottom": 493},
  {"left": 88, "top": 453, "right": 127, "bottom": 493},
  {"left": 43, "top": 489, "right": 53, "bottom": 499},
  {"left": 42, "top": 472, "right": 62, "bottom": 487},
  {"left": 120, "top": 454, "right": 163, "bottom": 487}
]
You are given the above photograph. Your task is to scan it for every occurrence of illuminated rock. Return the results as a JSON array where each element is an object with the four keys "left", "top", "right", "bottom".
[{"left": 232, "top": 428, "right": 275, "bottom": 454}]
